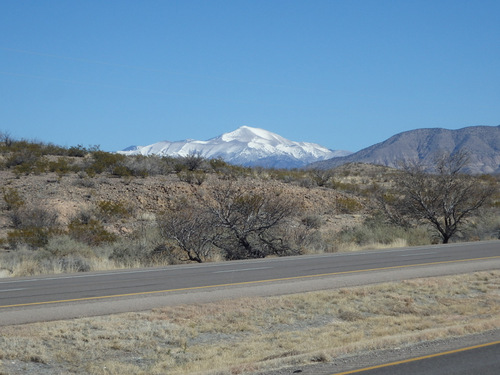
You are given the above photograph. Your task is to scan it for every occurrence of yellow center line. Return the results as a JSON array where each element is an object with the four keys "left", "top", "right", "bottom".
[
  {"left": 331, "top": 340, "right": 500, "bottom": 374},
  {"left": 1, "top": 255, "right": 499, "bottom": 309}
]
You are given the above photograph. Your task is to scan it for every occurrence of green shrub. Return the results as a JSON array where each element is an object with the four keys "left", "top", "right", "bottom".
[
  {"left": 2, "top": 187, "right": 24, "bottom": 211},
  {"left": 86, "top": 151, "right": 126, "bottom": 175},
  {"left": 67, "top": 218, "right": 117, "bottom": 246},
  {"left": 111, "top": 165, "right": 133, "bottom": 177},
  {"left": 48, "top": 157, "right": 77, "bottom": 176},
  {"left": 67, "top": 145, "right": 88, "bottom": 157},
  {"left": 4, "top": 147, "right": 40, "bottom": 168},
  {"left": 331, "top": 180, "right": 361, "bottom": 194},
  {"left": 5, "top": 203, "right": 60, "bottom": 249},
  {"left": 335, "top": 196, "right": 363, "bottom": 213},
  {"left": 7, "top": 227, "right": 56, "bottom": 249},
  {"left": 97, "top": 200, "right": 132, "bottom": 221}
]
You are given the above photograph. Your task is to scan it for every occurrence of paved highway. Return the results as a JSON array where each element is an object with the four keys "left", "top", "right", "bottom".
[
  {"left": 264, "top": 335, "right": 500, "bottom": 375},
  {"left": 0, "top": 241, "right": 499, "bottom": 325},
  {"left": 330, "top": 341, "right": 500, "bottom": 375}
]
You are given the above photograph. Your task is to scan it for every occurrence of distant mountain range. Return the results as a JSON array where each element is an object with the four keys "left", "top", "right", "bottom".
[
  {"left": 120, "top": 124, "right": 500, "bottom": 173},
  {"left": 120, "top": 126, "right": 351, "bottom": 168},
  {"left": 309, "top": 125, "right": 500, "bottom": 174}
]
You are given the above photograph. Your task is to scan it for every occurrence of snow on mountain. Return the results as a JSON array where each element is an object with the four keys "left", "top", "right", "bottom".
[{"left": 119, "top": 126, "right": 350, "bottom": 168}]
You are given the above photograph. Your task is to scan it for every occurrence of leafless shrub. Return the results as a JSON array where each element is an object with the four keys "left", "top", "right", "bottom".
[
  {"left": 0, "top": 131, "right": 14, "bottom": 147},
  {"left": 302, "top": 215, "right": 323, "bottom": 229},
  {"left": 73, "top": 175, "right": 96, "bottom": 188},
  {"left": 205, "top": 181, "right": 297, "bottom": 260},
  {"left": 157, "top": 200, "right": 221, "bottom": 263},
  {"left": 5, "top": 201, "right": 60, "bottom": 249},
  {"left": 8, "top": 205, "right": 59, "bottom": 230},
  {"left": 178, "top": 151, "right": 206, "bottom": 171},
  {"left": 122, "top": 154, "right": 176, "bottom": 176},
  {"left": 156, "top": 181, "right": 299, "bottom": 262},
  {"left": 310, "top": 169, "right": 334, "bottom": 187}
]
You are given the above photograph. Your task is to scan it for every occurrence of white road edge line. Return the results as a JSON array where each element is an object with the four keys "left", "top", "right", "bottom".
[
  {"left": 399, "top": 252, "right": 434, "bottom": 257},
  {"left": 0, "top": 288, "right": 26, "bottom": 292},
  {"left": 213, "top": 267, "right": 273, "bottom": 274}
]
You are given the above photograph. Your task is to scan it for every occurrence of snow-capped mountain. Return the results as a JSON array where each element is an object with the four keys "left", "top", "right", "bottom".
[{"left": 120, "top": 126, "right": 350, "bottom": 168}]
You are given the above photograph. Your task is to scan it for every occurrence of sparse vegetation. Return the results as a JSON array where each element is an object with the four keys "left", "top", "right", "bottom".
[{"left": 0, "top": 135, "right": 498, "bottom": 277}]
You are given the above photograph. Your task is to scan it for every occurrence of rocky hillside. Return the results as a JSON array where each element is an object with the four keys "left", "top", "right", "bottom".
[
  {"left": 0, "top": 170, "right": 356, "bottom": 238},
  {"left": 0, "top": 163, "right": 373, "bottom": 269},
  {"left": 310, "top": 125, "right": 500, "bottom": 174}
]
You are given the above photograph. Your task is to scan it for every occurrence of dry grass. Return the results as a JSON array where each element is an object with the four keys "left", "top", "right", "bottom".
[
  {"left": 1, "top": 271, "right": 499, "bottom": 374},
  {"left": 333, "top": 237, "right": 409, "bottom": 252},
  {"left": 1, "top": 252, "right": 153, "bottom": 278}
]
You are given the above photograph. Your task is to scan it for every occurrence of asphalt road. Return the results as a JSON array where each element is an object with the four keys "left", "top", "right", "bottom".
[
  {"left": 264, "top": 333, "right": 500, "bottom": 375},
  {"left": 0, "top": 240, "right": 499, "bottom": 326},
  {"left": 330, "top": 341, "right": 500, "bottom": 375}
]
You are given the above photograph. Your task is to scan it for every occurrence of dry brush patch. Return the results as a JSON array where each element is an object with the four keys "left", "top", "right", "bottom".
[
  {"left": 1, "top": 271, "right": 499, "bottom": 374},
  {"left": 1, "top": 163, "right": 498, "bottom": 276}
]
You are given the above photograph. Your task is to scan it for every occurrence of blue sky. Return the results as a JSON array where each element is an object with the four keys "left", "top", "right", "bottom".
[{"left": 1, "top": 0, "right": 499, "bottom": 152}]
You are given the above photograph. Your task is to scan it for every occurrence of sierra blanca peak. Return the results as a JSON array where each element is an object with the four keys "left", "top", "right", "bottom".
[{"left": 119, "top": 126, "right": 350, "bottom": 168}]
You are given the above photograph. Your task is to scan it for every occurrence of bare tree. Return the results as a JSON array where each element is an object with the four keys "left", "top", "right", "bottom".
[
  {"left": 205, "top": 181, "right": 296, "bottom": 259},
  {"left": 157, "top": 201, "right": 220, "bottom": 263},
  {"left": 385, "top": 150, "right": 496, "bottom": 243},
  {"left": 0, "top": 131, "right": 13, "bottom": 147},
  {"left": 157, "top": 181, "right": 299, "bottom": 262}
]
